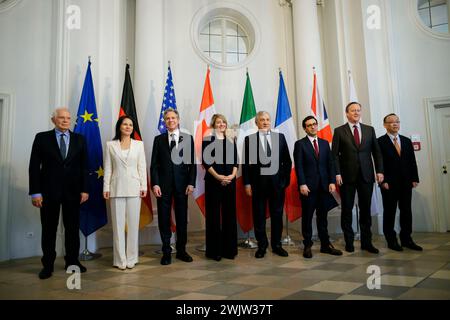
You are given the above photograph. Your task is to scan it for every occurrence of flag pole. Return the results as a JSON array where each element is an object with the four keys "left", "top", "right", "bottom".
[
  {"left": 79, "top": 234, "right": 102, "bottom": 261},
  {"left": 354, "top": 203, "right": 361, "bottom": 240},
  {"left": 238, "top": 232, "right": 258, "bottom": 249},
  {"left": 282, "top": 214, "right": 296, "bottom": 246}
]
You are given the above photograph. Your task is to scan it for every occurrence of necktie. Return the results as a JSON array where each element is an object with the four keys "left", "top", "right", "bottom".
[
  {"left": 264, "top": 134, "right": 271, "bottom": 157},
  {"left": 393, "top": 136, "right": 401, "bottom": 156},
  {"left": 313, "top": 139, "right": 319, "bottom": 158},
  {"left": 59, "top": 133, "right": 66, "bottom": 160},
  {"left": 353, "top": 125, "right": 360, "bottom": 147},
  {"left": 170, "top": 133, "right": 176, "bottom": 150}
]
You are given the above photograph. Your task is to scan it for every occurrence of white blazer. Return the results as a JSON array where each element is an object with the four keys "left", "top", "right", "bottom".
[{"left": 103, "top": 139, "right": 147, "bottom": 197}]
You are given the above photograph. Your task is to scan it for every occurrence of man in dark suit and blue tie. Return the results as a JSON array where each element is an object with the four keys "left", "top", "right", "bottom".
[
  {"left": 29, "top": 108, "right": 89, "bottom": 279},
  {"left": 332, "top": 102, "right": 384, "bottom": 253},
  {"left": 378, "top": 113, "right": 422, "bottom": 251},
  {"left": 294, "top": 116, "right": 343, "bottom": 258},
  {"left": 151, "top": 108, "right": 196, "bottom": 265}
]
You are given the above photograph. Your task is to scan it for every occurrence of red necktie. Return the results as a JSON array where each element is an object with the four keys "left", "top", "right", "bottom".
[
  {"left": 313, "top": 139, "right": 319, "bottom": 158},
  {"left": 353, "top": 125, "right": 360, "bottom": 147}
]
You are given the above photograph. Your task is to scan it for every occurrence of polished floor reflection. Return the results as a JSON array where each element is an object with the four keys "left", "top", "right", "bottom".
[{"left": 1, "top": 231, "right": 449, "bottom": 300}]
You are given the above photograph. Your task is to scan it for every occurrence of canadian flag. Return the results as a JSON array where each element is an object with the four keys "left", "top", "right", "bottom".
[{"left": 193, "top": 67, "right": 216, "bottom": 215}]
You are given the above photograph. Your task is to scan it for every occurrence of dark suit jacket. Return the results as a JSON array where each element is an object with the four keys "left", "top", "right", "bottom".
[
  {"left": 242, "top": 131, "right": 292, "bottom": 190},
  {"left": 202, "top": 135, "right": 238, "bottom": 182},
  {"left": 150, "top": 132, "right": 196, "bottom": 194},
  {"left": 332, "top": 123, "right": 383, "bottom": 184},
  {"left": 378, "top": 134, "right": 419, "bottom": 186},
  {"left": 29, "top": 129, "right": 89, "bottom": 201},
  {"left": 294, "top": 137, "right": 336, "bottom": 192}
]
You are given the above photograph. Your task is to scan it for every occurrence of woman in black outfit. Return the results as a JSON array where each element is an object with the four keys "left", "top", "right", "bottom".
[{"left": 202, "top": 114, "right": 238, "bottom": 261}]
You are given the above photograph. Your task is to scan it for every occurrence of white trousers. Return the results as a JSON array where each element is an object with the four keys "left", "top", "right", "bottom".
[{"left": 110, "top": 197, "right": 141, "bottom": 268}]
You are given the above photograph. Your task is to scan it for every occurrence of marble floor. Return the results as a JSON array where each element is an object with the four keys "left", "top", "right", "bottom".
[{"left": 1, "top": 231, "right": 449, "bottom": 300}]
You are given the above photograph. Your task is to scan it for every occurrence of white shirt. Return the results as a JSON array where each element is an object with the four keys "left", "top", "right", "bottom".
[
  {"left": 348, "top": 122, "right": 362, "bottom": 141},
  {"left": 307, "top": 135, "right": 319, "bottom": 153},
  {"left": 168, "top": 129, "right": 180, "bottom": 149},
  {"left": 387, "top": 133, "right": 401, "bottom": 149}
]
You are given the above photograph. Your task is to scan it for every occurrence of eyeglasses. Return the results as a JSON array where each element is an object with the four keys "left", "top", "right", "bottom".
[
  {"left": 385, "top": 121, "right": 400, "bottom": 124},
  {"left": 306, "top": 123, "right": 318, "bottom": 128}
]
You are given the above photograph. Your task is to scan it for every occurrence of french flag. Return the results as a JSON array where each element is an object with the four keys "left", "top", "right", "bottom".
[{"left": 274, "top": 71, "right": 302, "bottom": 222}]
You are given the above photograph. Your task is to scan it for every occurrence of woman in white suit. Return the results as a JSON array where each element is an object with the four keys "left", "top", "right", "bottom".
[{"left": 103, "top": 116, "right": 147, "bottom": 270}]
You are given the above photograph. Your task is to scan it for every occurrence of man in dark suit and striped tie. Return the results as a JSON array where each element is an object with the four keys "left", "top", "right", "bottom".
[
  {"left": 332, "top": 102, "right": 384, "bottom": 253},
  {"left": 378, "top": 113, "right": 422, "bottom": 251}
]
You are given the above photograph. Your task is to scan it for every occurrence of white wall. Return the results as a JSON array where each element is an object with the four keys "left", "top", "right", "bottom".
[
  {"left": 382, "top": 0, "right": 450, "bottom": 231},
  {"left": 0, "top": 0, "right": 54, "bottom": 260}
]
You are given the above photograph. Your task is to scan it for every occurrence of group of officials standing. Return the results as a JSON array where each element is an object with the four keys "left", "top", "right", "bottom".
[{"left": 29, "top": 103, "right": 422, "bottom": 279}]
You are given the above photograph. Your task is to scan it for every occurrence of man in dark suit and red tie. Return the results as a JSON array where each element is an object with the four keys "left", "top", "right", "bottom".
[
  {"left": 243, "top": 111, "right": 292, "bottom": 259},
  {"left": 378, "top": 113, "right": 422, "bottom": 251},
  {"left": 332, "top": 102, "right": 384, "bottom": 254},
  {"left": 294, "top": 116, "right": 343, "bottom": 258},
  {"left": 29, "top": 108, "right": 89, "bottom": 279},
  {"left": 151, "top": 108, "right": 196, "bottom": 265}
]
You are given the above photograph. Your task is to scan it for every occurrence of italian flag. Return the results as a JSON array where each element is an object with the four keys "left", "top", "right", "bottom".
[{"left": 236, "top": 72, "right": 258, "bottom": 233}]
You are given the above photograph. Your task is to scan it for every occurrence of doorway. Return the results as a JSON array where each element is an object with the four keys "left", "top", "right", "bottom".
[{"left": 426, "top": 97, "right": 450, "bottom": 232}]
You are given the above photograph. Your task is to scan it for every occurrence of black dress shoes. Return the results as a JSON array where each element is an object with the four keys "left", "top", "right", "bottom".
[
  {"left": 303, "top": 246, "right": 312, "bottom": 259},
  {"left": 361, "top": 244, "right": 380, "bottom": 254},
  {"left": 65, "top": 263, "right": 87, "bottom": 273},
  {"left": 206, "top": 254, "right": 222, "bottom": 261},
  {"left": 176, "top": 251, "right": 193, "bottom": 262},
  {"left": 160, "top": 254, "right": 172, "bottom": 265},
  {"left": 38, "top": 268, "right": 53, "bottom": 280},
  {"left": 255, "top": 248, "right": 266, "bottom": 259},
  {"left": 388, "top": 242, "right": 403, "bottom": 251},
  {"left": 345, "top": 243, "right": 355, "bottom": 253},
  {"left": 320, "top": 244, "right": 343, "bottom": 256},
  {"left": 272, "top": 247, "right": 289, "bottom": 257},
  {"left": 402, "top": 241, "right": 423, "bottom": 251}
]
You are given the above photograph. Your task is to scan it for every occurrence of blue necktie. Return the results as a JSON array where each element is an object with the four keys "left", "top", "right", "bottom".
[{"left": 59, "top": 133, "right": 66, "bottom": 160}]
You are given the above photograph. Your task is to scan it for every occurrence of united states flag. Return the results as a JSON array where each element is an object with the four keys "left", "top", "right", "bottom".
[{"left": 158, "top": 64, "right": 177, "bottom": 134}]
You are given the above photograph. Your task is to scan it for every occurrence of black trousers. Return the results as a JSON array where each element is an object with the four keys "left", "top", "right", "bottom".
[
  {"left": 251, "top": 178, "right": 285, "bottom": 250},
  {"left": 157, "top": 189, "right": 188, "bottom": 255},
  {"left": 381, "top": 183, "right": 413, "bottom": 245},
  {"left": 340, "top": 172, "right": 374, "bottom": 247},
  {"left": 40, "top": 197, "right": 80, "bottom": 269},
  {"left": 301, "top": 188, "right": 331, "bottom": 247},
  {"left": 205, "top": 179, "right": 238, "bottom": 259}
]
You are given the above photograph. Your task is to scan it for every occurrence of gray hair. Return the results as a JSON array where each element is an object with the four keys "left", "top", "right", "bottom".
[
  {"left": 255, "top": 111, "right": 270, "bottom": 124},
  {"left": 163, "top": 108, "right": 179, "bottom": 120},
  {"left": 51, "top": 107, "right": 71, "bottom": 118}
]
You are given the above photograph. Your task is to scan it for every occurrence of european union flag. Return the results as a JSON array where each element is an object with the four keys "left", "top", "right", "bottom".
[
  {"left": 74, "top": 60, "right": 108, "bottom": 237},
  {"left": 158, "top": 64, "right": 177, "bottom": 133}
]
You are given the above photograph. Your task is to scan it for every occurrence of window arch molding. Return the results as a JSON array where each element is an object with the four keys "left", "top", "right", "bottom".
[{"left": 190, "top": 2, "right": 261, "bottom": 70}]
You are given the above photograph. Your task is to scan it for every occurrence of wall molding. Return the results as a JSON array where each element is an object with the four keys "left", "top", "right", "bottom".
[
  {"left": 0, "top": 92, "right": 15, "bottom": 261},
  {"left": 50, "top": 0, "right": 70, "bottom": 111},
  {"left": 0, "top": 0, "right": 22, "bottom": 13}
]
